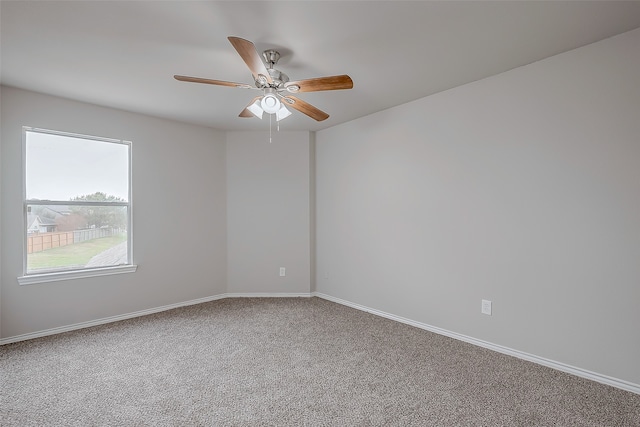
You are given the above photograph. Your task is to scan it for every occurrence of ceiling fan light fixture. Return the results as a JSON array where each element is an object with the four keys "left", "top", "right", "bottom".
[
  {"left": 247, "top": 99, "right": 264, "bottom": 119},
  {"left": 175, "top": 37, "right": 353, "bottom": 123},
  {"left": 261, "top": 93, "right": 281, "bottom": 114}
]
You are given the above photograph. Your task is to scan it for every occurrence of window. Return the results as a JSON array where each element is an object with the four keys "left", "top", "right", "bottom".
[{"left": 19, "top": 127, "right": 135, "bottom": 284}]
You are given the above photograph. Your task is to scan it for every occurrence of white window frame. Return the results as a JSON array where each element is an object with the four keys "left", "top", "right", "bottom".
[{"left": 18, "top": 127, "right": 136, "bottom": 285}]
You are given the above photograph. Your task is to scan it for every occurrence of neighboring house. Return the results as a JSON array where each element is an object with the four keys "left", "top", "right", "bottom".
[
  {"left": 26, "top": 214, "right": 58, "bottom": 234},
  {"left": 28, "top": 205, "right": 84, "bottom": 232}
]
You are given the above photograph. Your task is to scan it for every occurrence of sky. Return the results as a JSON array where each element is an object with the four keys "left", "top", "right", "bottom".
[{"left": 26, "top": 130, "right": 129, "bottom": 201}]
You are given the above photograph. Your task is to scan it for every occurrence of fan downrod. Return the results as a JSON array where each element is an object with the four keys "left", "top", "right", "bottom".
[
  {"left": 259, "top": 49, "right": 289, "bottom": 88},
  {"left": 262, "top": 50, "right": 280, "bottom": 68}
]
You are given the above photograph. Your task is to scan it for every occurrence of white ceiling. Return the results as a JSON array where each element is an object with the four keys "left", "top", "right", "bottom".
[{"left": 2, "top": 1, "right": 640, "bottom": 132}]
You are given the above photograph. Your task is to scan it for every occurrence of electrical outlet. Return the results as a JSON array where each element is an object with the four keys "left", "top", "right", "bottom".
[
  {"left": 279, "top": 267, "right": 286, "bottom": 277},
  {"left": 481, "top": 299, "right": 492, "bottom": 316}
]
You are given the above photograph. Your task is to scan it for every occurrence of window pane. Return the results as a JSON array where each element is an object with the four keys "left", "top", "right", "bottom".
[
  {"left": 26, "top": 204, "right": 128, "bottom": 273},
  {"left": 23, "top": 128, "right": 132, "bottom": 277},
  {"left": 26, "top": 131, "right": 129, "bottom": 201}
]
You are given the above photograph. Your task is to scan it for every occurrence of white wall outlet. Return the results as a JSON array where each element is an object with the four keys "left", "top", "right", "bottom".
[
  {"left": 481, "top": 299, "right": 492, "bottom": 316},
  {"left": 279, "top": 267, "right": 286, "bottom": 277},
  {"left": 323, "top": 272, "right": 329, "bottom": 279}
]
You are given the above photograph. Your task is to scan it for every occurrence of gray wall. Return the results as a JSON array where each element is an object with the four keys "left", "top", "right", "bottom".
[
  {"left": 226, "top": 131, "right": 312, "bottom": 294},
  {"left": 316, "top": 28, "right": 640, "bottom": 385},
  {"left": 2, "top": 28, "right": 638, "bottom": 389},
  {"left": 1, "top": 86, "right": 227, "bottom": 338}
]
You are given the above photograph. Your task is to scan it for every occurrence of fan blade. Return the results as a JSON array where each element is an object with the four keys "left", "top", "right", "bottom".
[
  {"left": 174, "top": 75, "right": 253, "bottom": 89},
  {"left": 228, "top": 36, "right": 273, "bottom": 85},
  {"left": 239, "top": 96, "right": 263, "bottom": 118},
  {"left": 285, "top": 75, "right": 353, "bottom": 93},
  {"left": 281, "top": 96, "right": 329, "bottom": 121}
]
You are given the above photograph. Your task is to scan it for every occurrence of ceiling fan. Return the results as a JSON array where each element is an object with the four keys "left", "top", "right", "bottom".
[{"left": 174, "top": 37, "right": 353, "bottom": 122}]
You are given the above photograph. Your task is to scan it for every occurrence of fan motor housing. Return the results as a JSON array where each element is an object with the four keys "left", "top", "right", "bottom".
[
  {"left": 268, "top": 69, "right": 289, "bottom": 87},
  {"left": 256, "top": 68, "right": 289, "bottom": 89}
]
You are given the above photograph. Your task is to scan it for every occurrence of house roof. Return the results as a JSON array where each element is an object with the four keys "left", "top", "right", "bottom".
[{"left": 41, "top": 206, "right": 72, "bottom": 218}]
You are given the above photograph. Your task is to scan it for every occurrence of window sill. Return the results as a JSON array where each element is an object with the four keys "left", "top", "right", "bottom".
[{"left": 18, "top": 265, "right": 138, "bottom": 285}]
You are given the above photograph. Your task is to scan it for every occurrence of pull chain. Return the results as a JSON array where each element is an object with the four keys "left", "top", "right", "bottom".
[{"left": 269, "top": 113, "right": 272, "bottom": 143}]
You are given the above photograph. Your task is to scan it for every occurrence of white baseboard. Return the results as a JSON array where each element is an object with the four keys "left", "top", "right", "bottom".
[
  {"left": 3, "top": 290, "right": 638, "bottom": 395},
  {"left": 224, "top": 292, "right": 312, "bottom": 298},
  {"left": 312, "top": 292, "right": 640, "bottom": 396},
  {"left": 0, "top": 292, "right": 313, "bottom": 346},
  {"left": 0, "top": 294, "right": 226, "bottom": 346}
]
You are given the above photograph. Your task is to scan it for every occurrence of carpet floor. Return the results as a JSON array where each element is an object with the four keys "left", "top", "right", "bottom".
[{"left": 1, "top": 297, "right": 639, "bottom": 426}]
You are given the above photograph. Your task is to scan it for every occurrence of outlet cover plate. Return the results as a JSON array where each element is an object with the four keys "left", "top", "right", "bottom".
[{"left": 481, "top": 299, "right": 492, "bottom": 315}]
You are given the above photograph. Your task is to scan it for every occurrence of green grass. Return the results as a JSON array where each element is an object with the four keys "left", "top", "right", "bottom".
[{"left": 28, "top": 235, "right": 127, "bottom": 272}]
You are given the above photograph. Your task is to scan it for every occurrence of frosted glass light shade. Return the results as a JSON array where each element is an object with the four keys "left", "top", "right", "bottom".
[
  {"left": 247, "top": 100, "right": 263, "bottom": 119},
  {"left": 261, "top": 94, "right": 280, "bottom": 114},
  {"left": 276, "top": 104, "right": 292, "bottom": 121}
]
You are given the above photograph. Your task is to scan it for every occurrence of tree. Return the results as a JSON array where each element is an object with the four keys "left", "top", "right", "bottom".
[
  {"left": 69, "top": 192, "right": 127, "bottom": 230},
  {"left": 55, "top": 213, "right": 88, "bottom": 232}
]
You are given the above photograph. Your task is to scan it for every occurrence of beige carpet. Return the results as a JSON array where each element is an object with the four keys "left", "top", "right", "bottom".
[{"left": 1, "top": 297, "right": 638, "bottom": 426}]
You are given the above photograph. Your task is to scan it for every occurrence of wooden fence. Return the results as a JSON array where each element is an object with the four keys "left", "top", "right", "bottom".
[
  {"left": 27, "top": 228, "right": 116, "bottom": 254},
  {"left": 27, "top": 231, "right": 74, "bottom": 254}
]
